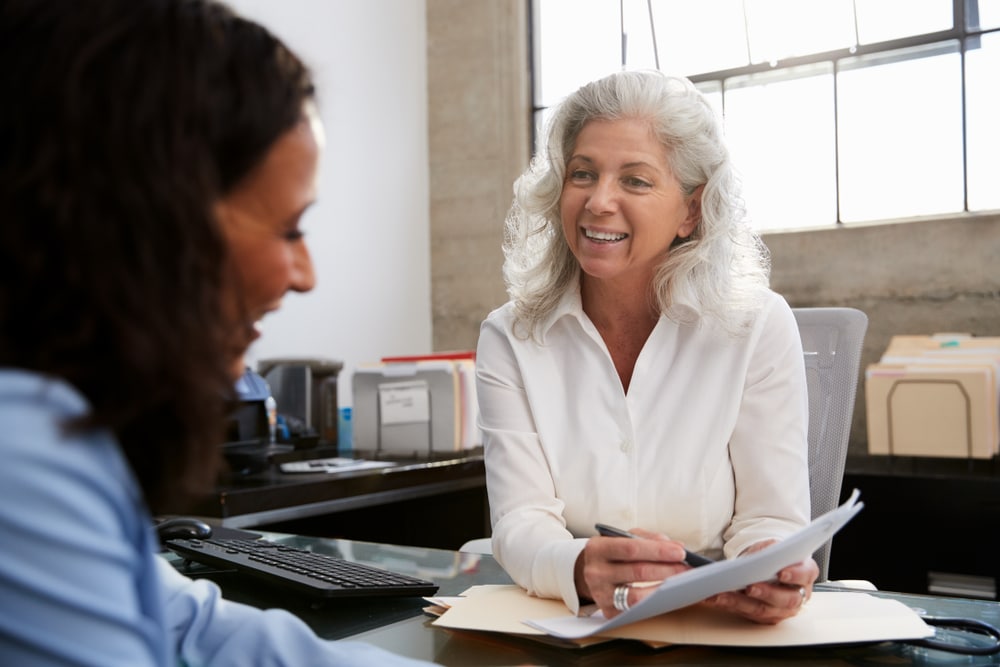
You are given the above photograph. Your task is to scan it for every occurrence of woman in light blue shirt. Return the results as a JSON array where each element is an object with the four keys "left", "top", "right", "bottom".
[{"left": 0, "top": 2, "right": 432, "bottom": 665}]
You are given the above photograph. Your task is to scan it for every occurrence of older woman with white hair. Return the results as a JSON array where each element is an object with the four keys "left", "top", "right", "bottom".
[{"left": 476, "top": 69, "right": 817, "bottom": 625}]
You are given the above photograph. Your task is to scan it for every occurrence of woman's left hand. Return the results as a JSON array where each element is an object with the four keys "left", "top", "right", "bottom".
[{"left": 701, "top": 540, "right": 819, "bottom": 624}]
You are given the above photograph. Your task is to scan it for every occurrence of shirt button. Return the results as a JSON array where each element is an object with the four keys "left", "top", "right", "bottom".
[{"left": 620, "top": 439, "right": 632, "bottom": 453}]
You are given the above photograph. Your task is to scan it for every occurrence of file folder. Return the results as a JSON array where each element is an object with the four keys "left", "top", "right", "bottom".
[{"left": 865, "top": 334, "right": 1000, "bottom": 458}]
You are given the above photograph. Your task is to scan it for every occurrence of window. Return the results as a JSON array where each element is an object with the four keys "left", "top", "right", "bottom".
[{"left": 531, "top": 0, "right": 1000, "bottom": 231}]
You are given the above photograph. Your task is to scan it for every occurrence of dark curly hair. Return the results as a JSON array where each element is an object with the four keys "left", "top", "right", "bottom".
[{"left": 0, "top": 0, "right": 316, "bottom": 513}]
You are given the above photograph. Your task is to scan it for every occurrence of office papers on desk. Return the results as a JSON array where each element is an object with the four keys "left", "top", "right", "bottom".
[
  {"left": 426, "top": 588, "right": 614, "bottom": 648},
  {"left": 278, "top": 457, "right": 396, "bottom": 474},
  {"left": 530, "top": 489, "right": 864, "bottom": 639},
  {"left": 430, "top": 586, "right": 933, "bottom": 648}
]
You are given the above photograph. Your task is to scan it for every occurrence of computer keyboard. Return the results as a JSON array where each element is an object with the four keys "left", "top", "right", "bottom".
[{"left": 167, "top": 537, "right": 439, "bottom": 598}]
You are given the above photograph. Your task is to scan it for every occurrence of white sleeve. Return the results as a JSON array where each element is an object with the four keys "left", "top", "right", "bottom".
[
  {"left": 724, "top": 295, "right": 811, "bottom": 557},
  {"left": 475, "top": 314, "right": 588, "bottom": 614}
]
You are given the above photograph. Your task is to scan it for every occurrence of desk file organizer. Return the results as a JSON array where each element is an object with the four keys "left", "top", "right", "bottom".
[
  {"left": 866, "top": 333, "right": 1000, "bottom": 458},
  {"left": 351, "top": 356, "right": 479, "bottom": 456}
]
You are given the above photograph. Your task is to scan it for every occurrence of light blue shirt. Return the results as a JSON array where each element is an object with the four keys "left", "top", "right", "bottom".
[{"left": 0, "top": 370, "right": 433, "bottom": 666}]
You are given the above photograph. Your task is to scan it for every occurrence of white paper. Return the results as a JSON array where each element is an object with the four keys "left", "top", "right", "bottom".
[
  {"left": 378, "top": 380, "right": 430, "bottom": 425},
  {"left": 527, "top": 489, "right": 865, "bottom": 639},
  {"left": 278, "top": 458, "right": 397, "bottom": 474}
]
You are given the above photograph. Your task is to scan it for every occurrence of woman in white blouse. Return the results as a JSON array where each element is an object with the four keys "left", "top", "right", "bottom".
[{"left": 476, "top": 69, "right": 817, "bottom": 625}]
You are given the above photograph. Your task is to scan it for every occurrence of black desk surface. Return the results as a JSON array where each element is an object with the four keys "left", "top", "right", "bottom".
[
  {"left": 168, "top": 533, "right": 1000, "bottom": 666},
  {"left": 834, "top": 454, "right": 1000, "bottom": 597},
  {"left": 846, "top": 453, "right": 1000, "bottom": 479},
  {"left": 190, "top": 448, "right": 486, "bottom": 529}
]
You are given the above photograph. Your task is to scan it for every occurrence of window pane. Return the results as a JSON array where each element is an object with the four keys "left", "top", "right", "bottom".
[
  {"left": 966, "top": 32, "right": 1000, "bottom": 211},
  {"left": 533, "top": 107, "right": 558, "bottom": 155},
  {"left": 694, "top": 80, "right": 724, "bottom": 122},
  {"left": 837, "top": 43, "right": 964, "bottom": 222},
  {"left": 647, "top": 0, "right": 749, "bottom": 75},
  {"left": 744, "top": 0, "right": 856, "bottom": 64},
  {"left": 855, "top": 0, "right": 953, "bottom": 44},
  {"left": 971, "top": 0, "right": 1000, "bottom": 29},
  {"left": 534, "top": 0, "right": 622, "bottom": 107},
  {"left": 622, "top": 0, "right": 657, "bottom": 70},
  {"left": 724, "top": 65, "right": 837, "bottom": 231}
]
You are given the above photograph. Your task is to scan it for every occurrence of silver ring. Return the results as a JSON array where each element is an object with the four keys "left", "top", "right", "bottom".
[
  {"left": 613, "top": 584, "right": 631, "bottom": 612},
  {"left": 798, "top": 587, "right": 806, "bottom": 606}
]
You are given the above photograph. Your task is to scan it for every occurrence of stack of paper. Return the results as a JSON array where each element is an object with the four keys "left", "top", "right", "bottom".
[{"left": 866, "top": 333, "right": 1000, "bottom": 458}]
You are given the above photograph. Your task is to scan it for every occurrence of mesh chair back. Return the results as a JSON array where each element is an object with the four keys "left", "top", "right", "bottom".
[{"left": 793, "top": 307, "right": 868, "bottom": 581}]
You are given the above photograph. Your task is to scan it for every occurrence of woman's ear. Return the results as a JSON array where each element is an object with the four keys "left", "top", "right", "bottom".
[{"left": 678, "top": 184, "right": 704, "bottom": 239}]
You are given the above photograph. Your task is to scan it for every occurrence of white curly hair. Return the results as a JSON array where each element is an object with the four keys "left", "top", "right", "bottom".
[{"left": 502, "top": 69, "right": 771, "bottom": 339}]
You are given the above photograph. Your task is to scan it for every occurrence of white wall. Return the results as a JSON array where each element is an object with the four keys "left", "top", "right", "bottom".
[{"left": 227, "top": 0, "right": 432, "bottom": 406}]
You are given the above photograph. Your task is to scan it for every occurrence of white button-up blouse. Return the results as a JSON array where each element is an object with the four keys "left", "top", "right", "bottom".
[{"left": 475, "top": 286, "right": 810, "bottom": 613}]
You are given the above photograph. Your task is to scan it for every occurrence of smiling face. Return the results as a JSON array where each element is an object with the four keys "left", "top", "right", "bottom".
[
  {"left": 559, "top": 117, "right": 701, "bottom": 296},
  {"left": 215, "top": 112, "right": 321, "bottom": 379}
]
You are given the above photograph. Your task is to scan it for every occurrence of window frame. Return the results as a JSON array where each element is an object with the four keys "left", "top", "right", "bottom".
[{"left": 528, "top": 0, "right": 1000, "bottom": 229}]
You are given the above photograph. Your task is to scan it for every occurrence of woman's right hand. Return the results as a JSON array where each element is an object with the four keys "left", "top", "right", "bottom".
[{"left": 575, "top": 528, "right": 691, "bottom": 618}]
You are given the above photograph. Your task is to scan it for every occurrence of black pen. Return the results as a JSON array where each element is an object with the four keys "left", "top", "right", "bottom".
[{"left": 595, "top": 523, "right": 715, "bottom": 568}]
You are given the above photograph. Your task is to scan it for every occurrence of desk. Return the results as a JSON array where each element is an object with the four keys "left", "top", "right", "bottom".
[
  {"left": 832, "top": 454, "right": 1000, "bottom": 599},
  {"left": 191, "top": 448, "right": 488, "bottom": 550},
  {"left": 174, "top": 533, "right": 1000, "bottom": 666}
]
